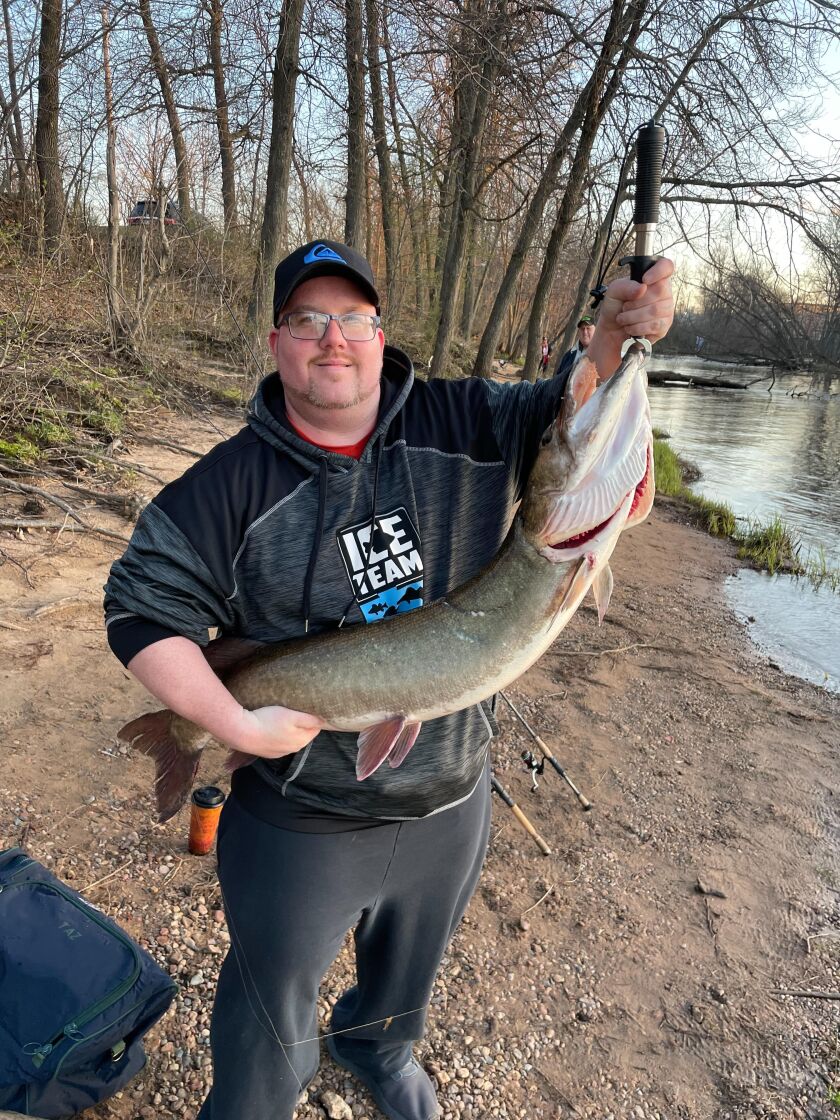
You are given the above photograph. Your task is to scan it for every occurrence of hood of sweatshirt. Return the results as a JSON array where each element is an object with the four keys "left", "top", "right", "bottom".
[
  {"left": 246, "top": 343, "right": 414, "bottom": 471},
  {"left": 244, "top": 344, "right": 415, "bottom": 633}
]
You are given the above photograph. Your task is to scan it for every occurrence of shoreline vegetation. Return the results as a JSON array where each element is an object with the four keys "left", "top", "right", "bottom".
[{"left": 653, "top": 430, "right": 840, "bottom": 593}]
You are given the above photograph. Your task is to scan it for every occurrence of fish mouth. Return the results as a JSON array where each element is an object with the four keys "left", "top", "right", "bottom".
[{"left": 549, "top": 446, "right": 652, "bottom": 551}]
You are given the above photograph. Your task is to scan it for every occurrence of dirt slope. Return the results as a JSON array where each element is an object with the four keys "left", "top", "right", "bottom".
[{"left": 0, "top": 409, "right": 837, "bottom": 1120}]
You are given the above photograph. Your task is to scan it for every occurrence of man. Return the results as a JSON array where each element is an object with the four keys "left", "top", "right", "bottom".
[
  {"left": 554, "top": 312, "right": 595, "bottom": 380},
  {"left": 104, "top": 239, "right": 674, "bottom": 1120}
]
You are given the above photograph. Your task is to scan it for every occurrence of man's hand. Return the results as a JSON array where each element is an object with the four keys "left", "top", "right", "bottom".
[
  {"left": 587, "top": 258, "right": 675, "bottom": 379},
  {"left": 234, "top": 705, "right": 325, "bottom": 759},
  {"left": 127, "top": 636, "right": 324, "bottom": 761}
]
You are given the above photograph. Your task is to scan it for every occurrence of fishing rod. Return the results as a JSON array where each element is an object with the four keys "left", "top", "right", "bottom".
[
  {"left": 490, "top": 775, "right": 552, "bottom": 856},
  {"left": 619, "top": 120, "right": 666, "bottom": 284},
  {"left": 590, "top": 120, "right": 667, "bottom": 307},
  {"left": 499, "top": 691, "right": 592, "bottom": 812}
]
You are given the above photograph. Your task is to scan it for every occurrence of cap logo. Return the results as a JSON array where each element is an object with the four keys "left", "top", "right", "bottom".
[{"left": 304, "top": 243, "right": 347, "bottom": 265}]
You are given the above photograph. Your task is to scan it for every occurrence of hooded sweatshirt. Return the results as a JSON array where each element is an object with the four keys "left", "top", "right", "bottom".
[{"left": 104, "top": 346, "right": 567, "bottom": 821}]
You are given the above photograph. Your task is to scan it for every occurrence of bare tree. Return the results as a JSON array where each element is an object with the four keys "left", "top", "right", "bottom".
[
  {"left": 35, "top": 0, "right": 64, "bottom": 251},
  {"left": 365, "top": 0, "right": 396, "bottom": 311},
  {"left": 138, "top": 0, "right": 191, "bottom": 218},
  {"left": 101, "top": 1, "right": 125, "bottom": 346},
  {"left": 246, "top": 0, "right": 305, "bottom": 348},
  {"left": 206, "top": 0, "right": 237, "bottom": 231},
  {"left": 344, "top": 0, "right": 366, "bottom": 246}
]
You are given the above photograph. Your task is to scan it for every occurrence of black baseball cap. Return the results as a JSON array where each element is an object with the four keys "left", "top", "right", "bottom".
[
  {"left": 272, "top": 240, "right": 380, "bottom": 326},
  {"left": 577, "top": 314, "right": 595, "bottom": 327}
]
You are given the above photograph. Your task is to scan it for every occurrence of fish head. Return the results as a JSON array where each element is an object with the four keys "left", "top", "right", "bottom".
[{"left": 520, "top": 341, "right": 655, "bottom": 567}]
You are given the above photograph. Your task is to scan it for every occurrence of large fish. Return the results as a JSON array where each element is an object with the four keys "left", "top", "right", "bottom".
[{"left": 119, "top": 342, "right": 655, "bottom": 821}]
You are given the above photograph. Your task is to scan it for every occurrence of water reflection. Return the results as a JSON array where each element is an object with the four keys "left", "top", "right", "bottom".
[
  {"left": 727, "top": 570, "right": 839, "bottom": 694},
  {"left": 648, "top": 385, "right": 840, "bottom": 563},
  {"left": 648, "top": 369, "right": 840, "bottom": 692}
]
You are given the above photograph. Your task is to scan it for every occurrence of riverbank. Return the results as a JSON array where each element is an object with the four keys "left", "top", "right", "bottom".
[{"left": 0, "top": 407, "right": 838, "bottom": 1120}]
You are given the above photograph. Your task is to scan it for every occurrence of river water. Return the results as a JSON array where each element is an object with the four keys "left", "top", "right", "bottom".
[{"left": 646, "top": 358, "right": 840, "bottom": 694}]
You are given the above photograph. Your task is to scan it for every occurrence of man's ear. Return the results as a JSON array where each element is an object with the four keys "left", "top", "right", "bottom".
[{"left": 268, "top": 327, "right": 280, "bottom": 359}]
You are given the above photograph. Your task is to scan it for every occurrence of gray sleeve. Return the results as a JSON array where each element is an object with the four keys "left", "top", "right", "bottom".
[
  {"left": 481, "top": 375, "right": 567, "bottom": 497},
  {"left": 103, "top": 502, "right": 236, "bottom": 645}
]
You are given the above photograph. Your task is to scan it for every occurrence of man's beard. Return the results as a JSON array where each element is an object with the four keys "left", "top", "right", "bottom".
[{"left": 286, "top": 367, "right": 381, "bottom": 411}]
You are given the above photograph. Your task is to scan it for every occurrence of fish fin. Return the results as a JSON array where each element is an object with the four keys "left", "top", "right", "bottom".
[
  {"left": 560, "top": 356, "right": 599, "bottom": 426},
  {"left": 356, "top": 717, "right": 407, "bottom": 781},
  {"left": 203, "top": 636, "right": 266, "bottom": 676},
  {"left": 591, "top": 563, "right": 614, "bottom": 624},
  {"left": 387, "top": 721, "right": 422, "bottom": 769},
  {"left": 224, "top": 749, "right": 254, "bottom": 773},
  {"left": 626, "top": 447, "right": 655, "bottom": 527},
  {"left": 118, "top": 710, "right": 207, "bottom": 823}
]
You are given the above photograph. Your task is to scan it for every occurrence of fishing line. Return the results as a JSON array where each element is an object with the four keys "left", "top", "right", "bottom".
[
  {"left": 217, "top": 875, "right": 305, "bottom": 1092},
  {"left": 217, "top": 874, "right": 430, "bottom": 1096}
]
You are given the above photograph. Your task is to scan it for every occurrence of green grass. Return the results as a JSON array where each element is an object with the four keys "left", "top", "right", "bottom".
[
  {"left": 0, "top": 435, "right": 39, "bottom": 462},
  {"left": 653, "top": 437, "right": 839, "bottom": 592},
  {"left": 735, "top": 516, "right": 799, "bottom": 574}
]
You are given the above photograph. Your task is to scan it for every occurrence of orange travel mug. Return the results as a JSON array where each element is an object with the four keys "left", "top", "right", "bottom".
[{"left": 188, "top": 786, "right": 226, "bottom": 855}]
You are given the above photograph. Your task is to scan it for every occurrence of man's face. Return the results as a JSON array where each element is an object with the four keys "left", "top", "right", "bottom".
[
  {"left": 578, "top": 323, "right": 595, "bottom": 349},
  {"left": 268, "top": 274, "right": 385, "bottom": 414}
]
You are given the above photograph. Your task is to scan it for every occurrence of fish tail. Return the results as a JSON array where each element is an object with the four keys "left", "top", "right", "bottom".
[
  {"left": 224, "top": 749, "right": 254, "bottom": 773},
  {"left": 118, "top": 710, "right": 205, "bottom": 823}
]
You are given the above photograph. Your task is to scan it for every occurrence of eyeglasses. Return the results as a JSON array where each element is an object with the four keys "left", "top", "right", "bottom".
[{"left": 278, "top": 311, "right": 381, "bottom": 341}]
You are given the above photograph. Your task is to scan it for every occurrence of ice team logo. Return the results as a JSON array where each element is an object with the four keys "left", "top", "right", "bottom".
[{"left": 337, "top": 508, "right": 424, "bottom": 623}]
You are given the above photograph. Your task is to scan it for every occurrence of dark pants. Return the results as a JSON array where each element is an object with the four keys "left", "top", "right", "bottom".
[{"left": 197, "top": 771, "right": 491, "bottom": 1120}]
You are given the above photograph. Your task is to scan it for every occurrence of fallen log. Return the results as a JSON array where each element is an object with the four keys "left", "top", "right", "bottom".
[{"left": 647, "top": 369, "right": 749, "bottom": 389}]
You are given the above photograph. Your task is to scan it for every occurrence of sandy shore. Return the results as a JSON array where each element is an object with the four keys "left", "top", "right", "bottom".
[{"left": 1, "top": 411, "right": 838, "bottom": 1120}]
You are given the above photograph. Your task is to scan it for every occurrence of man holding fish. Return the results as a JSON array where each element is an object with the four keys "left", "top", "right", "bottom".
[{"left": 105, "top": 239, "right": 673, "bottom": 1120}]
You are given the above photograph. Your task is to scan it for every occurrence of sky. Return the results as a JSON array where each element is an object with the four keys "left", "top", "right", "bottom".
[{"left": 659, "top": 50, "right": 840, "bottom": 309}]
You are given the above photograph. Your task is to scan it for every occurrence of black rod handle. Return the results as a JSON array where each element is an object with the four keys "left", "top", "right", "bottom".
[
  {"left": 620, "top": 120, "right": 665, "bottom": 283},
  {"left": 633, "top": 122, "right": 665, "bottom": 226}
]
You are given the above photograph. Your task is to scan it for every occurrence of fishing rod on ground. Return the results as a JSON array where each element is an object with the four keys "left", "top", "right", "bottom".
[
  {"left": 498, "top": 691, "right": 592, "bottom": 811},
  {"left": 489, "top": 774, "right": 552, "bottom": 856}
]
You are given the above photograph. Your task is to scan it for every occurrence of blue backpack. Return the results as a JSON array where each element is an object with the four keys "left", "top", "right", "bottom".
[{"left": 0, "top": 848, "right": 177, "bottom": 1118}]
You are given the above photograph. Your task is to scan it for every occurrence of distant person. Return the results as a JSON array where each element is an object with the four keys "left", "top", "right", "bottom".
[
  {"left": 540, "top": 335, "right": 552, "bottom": 374},
  {"left": 553, "top": 313, "right": 595, "bottom": 380}
]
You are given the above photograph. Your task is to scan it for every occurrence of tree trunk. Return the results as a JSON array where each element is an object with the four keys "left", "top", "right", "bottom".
[
  {"left": 1, "top": 0, "right": 28, "bottom": 194},
  {"left": 458, "top": 213, "right": 477, "bottom": 338},
  {"left": 344, "top": 0, "right": 366, "bottom": 247},
  {"left": 247, "top": 0, "right": 305, "bottom": 352},
  {"left": 429, "top": 1, "right": 500, "bottom": 380},
  {"left": 521, "top": 11, "right": 642, "bottom": 382},
  {"left": 471, "top": 0, "right": 631, "bottom": 378},
  {"left": 365, "top": 0, "right": 396, "bottom": 313},
  {"left": 101, "top": 2, "right": 124, "bottom": 345},
  {"left": 139, "top": 0, "right": 191, "bottom": 219},
  {"left": 34, "top": 0, "right": 64, "bottom": 253},
  {"left": 207, "top": 0, "right": 238, "bottom": 231},
  {"left": 428, "top": 73, "right": 492, "bottom": 378},
  {"left": 382, "top": 10, "right": 423, "bottom": 315}
]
